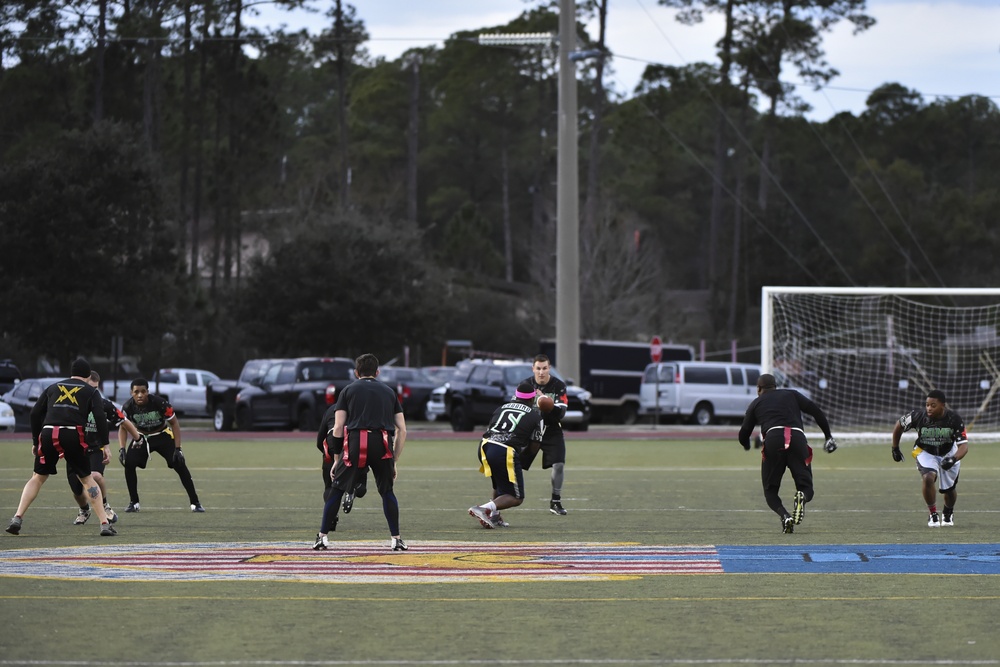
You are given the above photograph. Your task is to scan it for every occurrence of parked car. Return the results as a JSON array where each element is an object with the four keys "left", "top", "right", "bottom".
[
  {"left": 425, "top": 385, "right": 447, "bottom": 422},
  {"left": 206, "top": 358, "right": 283, "bottom": 431},
  {"left": 147, "top": 368, "right": 220, "bottom": 418},
  {"left": 1, "top": 377, "right": 64, "bottom": 432},
  {"left": 0, "top": 400, "right": 14, "bottom": 432},
  {"left": 423, "top": 367, "right": 465, "bottom": 422},
  {"left": 639, "top": 361, "right": 760, "bottom": 425},
  {"left": 379, "top": 366, "right": 439, "bottom": 420},
  {"left": 638, "top": 361, "right": 814, "bottom": 425},
  {"left": 234, "top": 357, "right": 355, "bottom": 431},
  {"left": 445, "top": 360, "right": 592, "bottom": 432},
  {"left": 0, "top": 359, "right": 21, "bottom": 395}
]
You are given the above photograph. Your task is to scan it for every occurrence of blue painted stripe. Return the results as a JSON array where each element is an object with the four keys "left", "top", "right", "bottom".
[{"left": 718, "top": 544, "right": 1000, "bottom": 574}]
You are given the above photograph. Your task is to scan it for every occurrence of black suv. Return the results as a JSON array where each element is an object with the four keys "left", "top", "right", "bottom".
[{"left": 445, "top": 360, "right": 592, "bottom": 432}]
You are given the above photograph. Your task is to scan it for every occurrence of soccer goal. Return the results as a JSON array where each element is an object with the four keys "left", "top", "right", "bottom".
[{"left": 761, "top": 287, "right": 1000, "bottom": 439}]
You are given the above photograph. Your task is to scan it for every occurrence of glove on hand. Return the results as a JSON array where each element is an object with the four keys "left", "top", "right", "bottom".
[
  {"left": 940, "top": 455, "right": 956, "bottom": 471},
  {"left": 741, "top": 440, "right": 751, "bottom": 451},
  {"left": 172, "top": 448, "right": 185, "bottom": 465},
  {"left": 891, "top": 447, "right": 905, "bottom": 462},
  {"left": 823, "top": 437, "right": 838, "bottom": 454},
  {"left": 118, "top": 447, "right": 126, "bottom": 466}
]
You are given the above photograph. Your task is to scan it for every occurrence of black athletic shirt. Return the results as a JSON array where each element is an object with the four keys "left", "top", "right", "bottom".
[
  {"left": 30, "top": 377, "right": 109, "bottom": 445},
  {"left": 738, "top": 389, "right": 832, "bottom": 448},
  {"left": 86, "top": 397, "right": 126, "bottom": 446},
  {"left": 317, "top": 403, "right": 338, "bottom": 452},
  {"left": 524, "top": 375, "right": 569, "bottom": 432},
  {"left": 334, "top": 377, "right": 402, "bottom": 431},
  {"left": 482, "top": 400, "right": 545, "bottom": 452},
  {"left": 898, "top": 408, "right": 967, "bottom": 456},
  {"left": 122, "top": 393, "right": 175, "bottom": 434}
]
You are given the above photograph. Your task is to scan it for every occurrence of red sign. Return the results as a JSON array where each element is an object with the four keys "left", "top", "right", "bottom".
[{"left": 650, "top": 335, "right": 663, "bottom": 363}]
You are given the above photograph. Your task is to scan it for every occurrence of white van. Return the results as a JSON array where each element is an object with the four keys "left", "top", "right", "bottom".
[{"left": 638, "top": 361, "right": 762, "bottom": 425}]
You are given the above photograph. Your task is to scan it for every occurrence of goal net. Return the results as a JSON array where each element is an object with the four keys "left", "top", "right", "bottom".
[{"left": 761, "top": 287, "right": 1000, "bottom": 439}]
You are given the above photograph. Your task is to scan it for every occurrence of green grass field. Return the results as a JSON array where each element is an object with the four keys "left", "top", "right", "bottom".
[{"left": 2, "top": 432, "right": 999, "bottom": 666}]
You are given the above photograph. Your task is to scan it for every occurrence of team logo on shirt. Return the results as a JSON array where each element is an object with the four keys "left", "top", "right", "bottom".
[{"left": 56, "top": 384, "right": 82, "bottom": 405}]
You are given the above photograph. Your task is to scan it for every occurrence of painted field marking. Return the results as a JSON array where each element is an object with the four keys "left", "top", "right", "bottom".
[
  {"left": 0, "top": 541, "right": 721, "bottom": 583},
  {"left": 2, "top": 542, "right": 998, "bottom": 582},
  {"left": 719, "top": 543, "right": 1000, "bottom": 574}
]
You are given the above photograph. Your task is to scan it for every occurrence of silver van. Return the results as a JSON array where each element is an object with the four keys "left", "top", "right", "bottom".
[{"left": 638, "top": 362, "right": 762, "bottom": 425}]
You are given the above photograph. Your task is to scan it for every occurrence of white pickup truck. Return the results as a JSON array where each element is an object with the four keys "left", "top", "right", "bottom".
[{"left": 104, "top": 367, "right": 219, "bottom": 418}]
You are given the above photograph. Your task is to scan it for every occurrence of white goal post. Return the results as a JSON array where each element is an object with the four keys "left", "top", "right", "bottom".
[{"left": 761, "top": 287, "right": 1000, "bottom": 439}]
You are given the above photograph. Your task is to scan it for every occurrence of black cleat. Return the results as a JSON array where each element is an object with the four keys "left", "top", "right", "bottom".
[
  {"left": 125, "top": 502, "right": 140, "bottom": 513},
  {"left": 342, "top": 491, "right": 355, "bottom": 514},
  {"left": 391, "top": 537, "right": 408, "bottom": 551},
  {"left": 792, "top": 491, "right": 805, "bottom": 525},
  {"left": 782, "top": 516, "right": 795, "bottom": 534},
  {"left": 6, "top": 516, "right": 22, "bottom": 535},
  {"left": 549, "top": 500, "right": 567, "bottom": 516}
]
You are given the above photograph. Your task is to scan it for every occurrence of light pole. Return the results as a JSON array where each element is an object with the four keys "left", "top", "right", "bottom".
[
  {"left": 478, "top": 0, "right": 581, "bottom": 382},
  {"left": 555, "top": 0, "right": 580, "bottom": 383}
]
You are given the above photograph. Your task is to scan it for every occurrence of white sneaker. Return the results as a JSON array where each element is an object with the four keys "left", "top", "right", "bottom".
[
  {"left": 104, "top": 506, "right": 118, "bottom": 524},
  {"left": 928, "top": 512, "right": 941, "bottom": 527},
  {"left": 942, "top": 513, "right": 954, "bottom": 527},
  {"left": 468, "top": 505, "right": 494, "bottom": 529},
  {"left": 73, "top": 508, "right": 91, "bottom": 525},
  {"left": 390, "top": 537, "right": 408, "bottom": 551}
]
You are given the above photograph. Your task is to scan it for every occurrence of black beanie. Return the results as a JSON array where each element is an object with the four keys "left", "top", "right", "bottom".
[{"left": 70, "top": 358, "right": 91, "bottom": 378}]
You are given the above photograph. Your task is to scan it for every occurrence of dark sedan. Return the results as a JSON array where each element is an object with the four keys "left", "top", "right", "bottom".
[{"left": 1, "top": 377, "right": 64, "bottom": 432}]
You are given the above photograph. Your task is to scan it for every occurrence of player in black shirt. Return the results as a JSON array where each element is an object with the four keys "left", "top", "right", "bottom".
[
  {"left": 891, "top": 389, "right": 968, "bottom": 527},
  {"left": 314, "top": 354, "right": 407, "bottom": 551},
  {"left": 316, "top": 402, "right": 367, "bottom": 531},
  {"left": 468, "top": 380, "right": 547, "bottom": 529},
  {"left": 66, "top": 370, "right": 141, "bottom": 525},
  {"left": 118, "top": 378, "right": 204, "bottom": 513},
  {"left": 523, "top": 354, "right": 570, "bottom": 515},
  {"left": 738, "top": 373, "right": 837, "bottom": 534},
  {"left": 6, "top": 358, "right": 117, "bottom": 536}
]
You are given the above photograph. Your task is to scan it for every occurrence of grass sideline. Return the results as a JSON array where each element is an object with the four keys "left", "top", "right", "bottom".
[{"left": 2, "top": 434, "right": 1000, "bottom": 666}]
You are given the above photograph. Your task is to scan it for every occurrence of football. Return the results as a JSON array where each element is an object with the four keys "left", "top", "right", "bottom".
[{"left": 537, "top": 395, "right": 555, "bottom": 413}]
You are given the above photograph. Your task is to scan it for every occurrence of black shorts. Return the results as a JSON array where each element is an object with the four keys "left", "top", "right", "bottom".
[
  {"left": 34, "top": 426, "right": 92, "bottom": 477},
  {"left": 124, "top": 429, "right": 178, "bottom": 469},
  {"left": 67, "top": 446, "right": 107, "bottom": 478},
  {"left": 478, "top": 440, "right": 525, "bottom": 500},
  {"left": 540, "top": 429, "right": 566, "bottom": 468},
  {"left": 332, "top": 429, "right": 395, "bottom": 496}
]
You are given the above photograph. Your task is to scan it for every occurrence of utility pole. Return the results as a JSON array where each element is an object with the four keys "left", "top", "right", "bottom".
[
  {"left": 556, "top": 0, "right": 580, "bottom": 382},
  {"left": 478, "top": 0, "right": 582, "bottom": 381}
]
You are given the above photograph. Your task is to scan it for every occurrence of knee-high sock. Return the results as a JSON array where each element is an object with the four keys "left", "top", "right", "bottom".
[
  {"left": 125, "top": 466, "right": 139, "bottom": 504},
  {"left": 321, "top": 488, "right": 344, "bottom": 533},
  {"left": 550, "top": 462, "right": 564, "bottom": 498},
  {"left": 381, "top": 492, "right": 400, "bottom": 536}
]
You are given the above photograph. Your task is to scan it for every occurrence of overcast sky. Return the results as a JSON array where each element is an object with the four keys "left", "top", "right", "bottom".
[{"left": 248, "top": 0, "right": 1000, "bottom": 121}]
